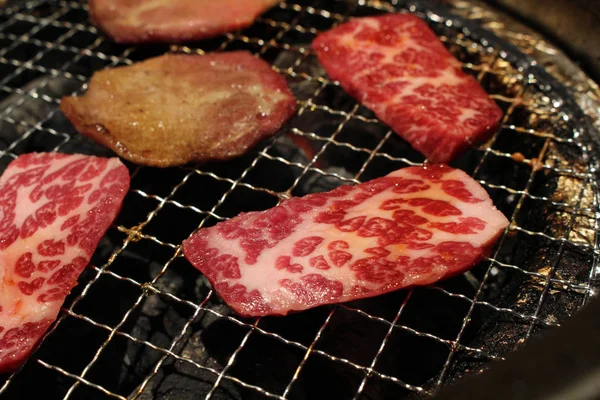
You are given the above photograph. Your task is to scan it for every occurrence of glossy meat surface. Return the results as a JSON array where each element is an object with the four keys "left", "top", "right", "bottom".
[
  {"left": 313, "top": 14, "right": 503, "bottom": 163},
  {"left": 0, "top": 153, "right": 129, "bottom": 372},
  {"left": 183, "top": 164, "right": 509, "bottom": 316},
  {"left": 61, "top": 52, "right": 297, "bottom": 167}
]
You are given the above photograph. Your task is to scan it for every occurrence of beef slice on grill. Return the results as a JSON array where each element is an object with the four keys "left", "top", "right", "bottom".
[
  {"left": 312, "top": 14, "right": 504, "bottom": 164},
  {"left": 182, "top": 164, "right": 509, "bottom": 317},
  {"left": 60, "top": 52, "right": 297, "bottom": 168},
  {"left": 0, "top": 152, "right": 129, "bottom": 373},
  {"left": 89, "top": 0, "right": 280, "bottom": 44}
]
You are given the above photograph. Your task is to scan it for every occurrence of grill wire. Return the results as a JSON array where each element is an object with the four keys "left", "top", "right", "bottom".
[{"left": 0, "top": 0, "right": 599, "bottom": 399}]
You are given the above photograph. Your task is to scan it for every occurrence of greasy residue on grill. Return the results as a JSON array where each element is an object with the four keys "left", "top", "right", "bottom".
[{"left": 0, "top": 0, "right": 598, "bottom": 399}]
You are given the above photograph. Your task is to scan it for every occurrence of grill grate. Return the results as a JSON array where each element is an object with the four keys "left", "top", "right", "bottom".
[{"left": 0, "top": 0, "right": 599, "bottom": 399}]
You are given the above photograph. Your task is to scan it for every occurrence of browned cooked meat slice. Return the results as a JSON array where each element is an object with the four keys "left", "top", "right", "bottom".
[{"left": 60, "top": 52, "right": 297, "bottom": 167}]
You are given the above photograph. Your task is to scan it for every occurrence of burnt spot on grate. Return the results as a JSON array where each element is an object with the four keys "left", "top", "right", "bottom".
[{"left": 0, "top": 0, "right": 598, "bottom": 399}]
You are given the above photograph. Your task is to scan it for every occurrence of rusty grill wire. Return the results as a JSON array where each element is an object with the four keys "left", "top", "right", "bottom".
[{"left": 0, "top": 0, "right": 599, "bottom": 399}]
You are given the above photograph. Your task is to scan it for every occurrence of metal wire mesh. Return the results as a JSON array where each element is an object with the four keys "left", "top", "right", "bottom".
[{"left": 0, "top": 0, "right": 599, "bottom": 399}]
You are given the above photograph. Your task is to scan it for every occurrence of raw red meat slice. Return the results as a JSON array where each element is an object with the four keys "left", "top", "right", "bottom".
[
  {"left": 61, "top": 52, "right": 297, "bottom": 167},
  {"left": 183, "top": 164, "right": 509, "bottom": 317},
  {"left": 312, "top": 14, "right": 503, "bottom": 163},
  {"left": 89, "top": 0, "right": 280, "bottom": 44},
  {"left": 0, "top": 153, "right": 129, "bottom": 373}
]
